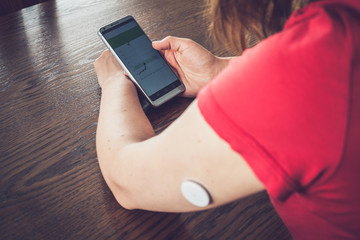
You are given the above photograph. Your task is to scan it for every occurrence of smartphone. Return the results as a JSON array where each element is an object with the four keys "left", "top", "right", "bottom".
[{"left": 98, "top": 16, "right": 185, "bottom": 107}]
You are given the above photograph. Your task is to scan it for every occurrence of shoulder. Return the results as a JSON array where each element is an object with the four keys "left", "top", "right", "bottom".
[{"left": 281, "top": 0, "right": 360, "bottom": 51}]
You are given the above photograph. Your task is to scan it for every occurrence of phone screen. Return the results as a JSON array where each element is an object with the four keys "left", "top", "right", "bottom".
[{"left": 100, "top": 17, "right": 183, "bottom": 103}]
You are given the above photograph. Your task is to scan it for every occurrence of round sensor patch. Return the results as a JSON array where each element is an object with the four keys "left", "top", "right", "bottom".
[{"left": 181, "top": 180, "right": 211, "bottom": 207}]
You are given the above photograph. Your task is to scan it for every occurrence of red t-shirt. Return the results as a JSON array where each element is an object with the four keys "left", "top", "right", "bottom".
[{"left": 197, "top": 0, "right": 360, "bottom": 239}]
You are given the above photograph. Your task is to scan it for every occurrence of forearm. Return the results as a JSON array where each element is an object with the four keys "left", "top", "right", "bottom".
[{"left": 96, "top": 78, "right": 155, "bottom": 182}]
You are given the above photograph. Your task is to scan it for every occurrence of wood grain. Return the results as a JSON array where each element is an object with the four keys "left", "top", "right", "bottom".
[{"left": 0, "top": 0, "right": 291, "bottom": 239}]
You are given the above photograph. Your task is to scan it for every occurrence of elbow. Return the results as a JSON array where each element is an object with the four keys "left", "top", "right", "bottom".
[
  {"left": 105, "top": 158, "right": 138, "bottom": 210},
  {"left": 97, "top": 144, "right": 144, "bottom": 211},
  {"left": 112, "top": 192, "right": 137, "bottom": 210}
]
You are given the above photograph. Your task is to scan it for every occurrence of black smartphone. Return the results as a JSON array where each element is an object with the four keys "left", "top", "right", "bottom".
[{"left": 98, "top": 16, "right": 185, "bottom": 107}]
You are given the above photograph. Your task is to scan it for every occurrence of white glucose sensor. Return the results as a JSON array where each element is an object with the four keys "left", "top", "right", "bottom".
[{"left": 181, "top": 180, "right": 211, "bottom": 207}]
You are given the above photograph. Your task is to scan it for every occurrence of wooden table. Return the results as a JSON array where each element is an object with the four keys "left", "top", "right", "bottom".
[{"left": 0, "top": 0, "right": 291, "bottom": 239}]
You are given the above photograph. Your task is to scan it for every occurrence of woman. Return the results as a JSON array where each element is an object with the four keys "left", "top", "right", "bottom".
[{"left": 94, "top": 0, "right": 360, "bottom": 238}]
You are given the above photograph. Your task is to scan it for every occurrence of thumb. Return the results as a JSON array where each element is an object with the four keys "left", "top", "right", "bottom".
[
  {"left": 152, "top": 36, "right": 181, "bottom": 51},
  {"left": 152, "top": 39, "right": 170, "bottom": 51}
]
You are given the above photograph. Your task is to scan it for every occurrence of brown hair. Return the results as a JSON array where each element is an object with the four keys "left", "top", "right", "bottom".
[{"left": 207, "top": 0, "right": 311, "bottom": 53}]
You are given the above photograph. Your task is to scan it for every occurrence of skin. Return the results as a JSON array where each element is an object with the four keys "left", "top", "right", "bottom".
[{"left": 94, "top": 36, "right": 264, "bottom": 212}]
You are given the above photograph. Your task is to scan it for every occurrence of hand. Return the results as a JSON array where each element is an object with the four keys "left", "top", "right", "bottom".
[
  {"left": 153, "top": 36, "right": 230, "bottom": 97},
  {"left": 94, "top": 49, "right": 133, "bottom": 91}
]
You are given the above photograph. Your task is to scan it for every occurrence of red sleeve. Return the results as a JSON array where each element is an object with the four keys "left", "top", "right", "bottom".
[{"left": 197, "top": 2, "right": 351, "bottom": 201}]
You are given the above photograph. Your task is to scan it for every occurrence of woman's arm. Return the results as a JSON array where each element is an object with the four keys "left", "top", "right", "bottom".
[{"left": 94, "top": 49, "right": 264, "bottom": 212}]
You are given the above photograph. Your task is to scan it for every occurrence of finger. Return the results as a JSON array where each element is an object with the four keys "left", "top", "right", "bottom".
[
  {"left": 157, "top": 49, "right": 165, "bottom": 57},
  {"left": 152, "top": 38, "right": 169, "bottom": 50},
  {"left": 101, "top": 49, "right": 111, "bottom": 58},
  {"left": 95, "top": 50, "right": 110, "bottom": 67},
  {"left": 152, "top": 36, "right": 182, "bottom": 51},
  {"left": 106, "top": 52, "right": 123, "bottom": 70}
]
